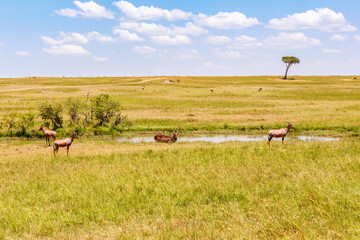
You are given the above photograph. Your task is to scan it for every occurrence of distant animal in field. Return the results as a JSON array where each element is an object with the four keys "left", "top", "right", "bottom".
[
  {"left": 154, "top": 131, "right": 179, "bottom": 143},
  {"left": 258, "top": 87, "right": 262, "bottom": 92},
  {"left": 38, "top": 124, "right": 56, "bottom": 146},
  {"left": 210, "top": 88, "right": 214, "bottom": 93},
  {"left": 142, "top": 85, "right": 145, "bottom": 90},
  {"left": 268, "top": 121, "right": 295, "bottom": 147},
  {"left": 53, "top": 131, "right": 78, "bottom": 157}
]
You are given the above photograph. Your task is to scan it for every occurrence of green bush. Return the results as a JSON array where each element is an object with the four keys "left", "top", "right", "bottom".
[
  {"left": 91, "top": 94, "right": 120, "bottom": 126},
  {"left": 66, "top": 97, "right": 82, "bottom": 125},
  {"left": 39, "top": 102, "right": 63, "bottom": 129}
]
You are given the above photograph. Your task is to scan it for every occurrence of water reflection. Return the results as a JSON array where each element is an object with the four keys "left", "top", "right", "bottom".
[{"left": 117, "top": 135, "right": 339, "bottom": 143}]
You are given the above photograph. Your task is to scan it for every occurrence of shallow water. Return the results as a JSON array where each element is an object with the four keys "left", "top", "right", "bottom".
[{"left": 117, "top": 135, "right": 339, "bottom": 143}]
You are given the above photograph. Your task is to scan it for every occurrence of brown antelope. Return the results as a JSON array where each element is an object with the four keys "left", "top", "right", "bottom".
[
  {"left": 210, "top": 88, "right": 214, "bottom": 93},
  {"left": 154, "top": 131, "right": 179, "bottom": 143},
  {"left": 142, "top": 85, "right": 145, "bottom": 90},
  {"left": 38, "top": 124, "right": 57, "bottom": 146},
  {"left": 268, "top": 121, "right": 295, "bottom": 147},
  {"left": 53, "top": 131, "right": 78, "bottom": 157},
  {"left": 258, "top": 87, "right": 262, "bottom": 92}
]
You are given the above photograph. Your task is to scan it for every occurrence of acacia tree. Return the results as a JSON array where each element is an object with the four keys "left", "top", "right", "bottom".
[{"left": 282, "top": 56, "right": 300, "bottom": 79}]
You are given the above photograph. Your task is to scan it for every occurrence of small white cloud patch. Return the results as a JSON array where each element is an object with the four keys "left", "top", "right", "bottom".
[
  {"left": 150, "top": 35, "right": 190, "bottom": 45},
  {"left": 113, "top": 29, "right": 144, "bottom": 42},
  {"left": 43, "top": 45, "right": 90, "bottom": 56},
  {"left": 264, "top": 32, "right": 321, "bottom": 49},
  {"left": 321, "top": 48, "right": 341, "bottom": 54},
  {"left": 206, "top": 35, "right": 231, "bottom": 45},
  {"left": 330, "top": 34, "right": 347, "bottom": 41},
  {"left": 16, "top": 51, "right": 31, "bottom": 56},
  {"left": 93, "top": 56, "right": 109, "bottom": 61},
  {"left": 194, "top": 12, "right": 260, "bottom": 30},
  {"left": 55, "top": 1, "right": 115, "bottom": 19},
  {"left": 132, "top": 45, "right": 156, "bottom": 55}
]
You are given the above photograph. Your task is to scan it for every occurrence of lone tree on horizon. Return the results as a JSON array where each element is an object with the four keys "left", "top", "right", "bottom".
[{"left": 282, "top": 56, "right": 300, "bottom": 79}]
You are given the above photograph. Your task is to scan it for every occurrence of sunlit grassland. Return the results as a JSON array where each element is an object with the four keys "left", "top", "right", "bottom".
[
  {"left": 0, "top": 138, "right": 360, "bottom": 239},
  {"left": 1, "top": 76, "right": 359, "bottom": 135}
]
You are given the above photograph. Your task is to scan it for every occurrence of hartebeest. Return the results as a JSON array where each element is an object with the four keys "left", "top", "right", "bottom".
[
  {"left": 53, "top": 131, "right": 78, "bottom": 157},
  {"left": 268, "top": 121, "right": 295, "bottom": 147},
  {"left": 38, "top": 124, "right": 56, "bottom": 146},
  {"left": 154, "top": 131, "right": 179, "bottom": 143}
]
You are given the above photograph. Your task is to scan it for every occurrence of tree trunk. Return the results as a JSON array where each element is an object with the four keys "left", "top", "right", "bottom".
[{"left": 283, "top": 63, "right": 292, "bottom": 79}]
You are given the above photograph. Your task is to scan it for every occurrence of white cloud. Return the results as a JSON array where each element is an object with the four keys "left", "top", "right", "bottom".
[
  {"left": 113, "top": 29, "right": 144, "bottom": 42},
  {"left": 0, "top": 41, "right": 3, "bottom": 46},
  {"left": 150, "top": 35, "right": 190, "bottom": 45},
  {"left": 268, "top": 8, "right": 357, "bottom": 32},
  {"left": 41, "top": 32, "right": 89, "bottom": 45},
  {"left": 230, "top": 35, "right": 263, "bottom": 49},
  {"left": 86, "top": 31, "right": 115, "bottom": 43},
  {"left": 55, "top": 1, "right": 115, "bottom": 19},
  {"left": 117, "top": 22, "right": 207, "bottom": 36},
  {"left": 16, "top": 51, "right": 31, "bottom": 56},
  {"left": 206, "top": 35, "right": 231, "bottom": 45},
  {"left": 214, "top": 48, "right": 242, "bottom": 59},
  {"left": 354, "top": 35, "right": 360, "bottom": 41},
  {"left": 93, "top": 56, "right": 109, "bottom": 61},
  {"left": 43, "top": 45, "right": 90, "bottom": 56},
  {"left": 264, "top": 32, "right": 321, "bottom": 49},
  {"left": 172, "top": 49, "right": 200, "bottom": 60},
  {"left": 113, "top": 0, "right": 191, "bottom": 21},
  {"left": 132, "top": 45, "right": 156, "bottom": 55},
  {"left": 321, "top": 48, "right": 341, "bottom": 54},
  {"left": 194, "top": 12, "right": 260, "bottom": 29},
  {"left": 330, "top": 34, "right": 347, "bottom": 41}
]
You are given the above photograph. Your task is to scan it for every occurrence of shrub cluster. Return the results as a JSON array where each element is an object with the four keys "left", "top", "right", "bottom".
[{"left": 0, "top": 94, "right": 132, "bottom": 138}]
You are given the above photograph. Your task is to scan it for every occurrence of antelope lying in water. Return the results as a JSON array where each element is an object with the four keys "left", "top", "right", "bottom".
[
  {"left": 154, "top": 131, "right": 179, "bottom": 143},
  {"left": 38, "top": 124, "right": 56, "bottom": 146},
  {"left": 268, "top": 122, "right": 295, "bottom": 147},
  {"left": 53, "top": 131, "right": 78, "bottom": 157}
]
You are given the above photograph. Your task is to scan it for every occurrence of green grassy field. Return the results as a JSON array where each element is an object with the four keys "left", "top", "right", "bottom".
[{"left": 1, "top": 76, "right": 360, "bottom": 239}]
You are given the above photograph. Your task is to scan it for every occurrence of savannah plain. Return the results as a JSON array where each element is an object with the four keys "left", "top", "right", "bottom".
[{"left": 0, "top": 76, "right": 360, "bottom": 239}]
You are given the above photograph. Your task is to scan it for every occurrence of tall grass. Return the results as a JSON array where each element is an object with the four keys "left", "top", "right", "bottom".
[{"left": 1, "top": 139, "right": 359, "bottom": 239}]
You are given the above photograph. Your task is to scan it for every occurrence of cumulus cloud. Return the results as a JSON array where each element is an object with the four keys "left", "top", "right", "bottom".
[
  {"left": 132, "top": 45, "right": 156, "bottom": 54},
  {"left": 264, "top": 32, "right": 321, "bottom": 49},
  {"left": 268, "top": 8, "right": 357, "bottom": 32},
  {"left": 150, "top": 35, "right": 190, "bottom": 45},
  {"left": 117, "top": 22, "right": 207, "bottom": 36},
  {"left": 194, "top": 12, "right": 260, "bottom": 29},
  {"left": 113, "top": 29, "right": 144, "bottom": 42},
  {"left": 330, "top": 34, "right": 347, "bottom": 41},
  {"left": 230, "top": 35, "right": 263, "bottom": 49},
  {"left": 172, "top": 49, "right": 200, "bottom": 60},
  {"left": 16, "top": 51, "right": 31, "bottom": 56},
  {"left": 86, "top": 31, "right": 115, "bottom": 43},
  {"left": 214, "top": 48, "right": 242, "bottom": 59},
  {"left": 93, "top": 56, "right": 109, "bottom": 61},
  {"left": 43, "top": 45, "right": 90, "bottom": 56},
  {"left": 41, "top": 32, "right": 89, "bottom": 45},
  {"left": 55, "top": 1, "right": 115, "bottom": 19},
  {"left": 206, "top": 35, "right": 231, "bottom": 45},
  {"left": 321, "top": 48, "right": 341, "bottom": 54},
  {"left": 355, "top": 35, "right": 360, "bottom": 41},
  {"left": 113, "top": 0, "right": 191, "bottom": 21}
]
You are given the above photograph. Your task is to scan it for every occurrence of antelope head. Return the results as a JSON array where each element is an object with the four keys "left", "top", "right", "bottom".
[
  {"left": 72, "top": 131, "right": 78, "bottom": 139},
  {"left": 38, "top": 124, "right": 44, "bottom": 131},
  {"left": 286, "top": 121, "right": 295, "bottom": 129}
]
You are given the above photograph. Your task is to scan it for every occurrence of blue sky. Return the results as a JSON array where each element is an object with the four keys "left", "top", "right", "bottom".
[{"left": 1, "top": 0, "right": 360, "bottom": 77}]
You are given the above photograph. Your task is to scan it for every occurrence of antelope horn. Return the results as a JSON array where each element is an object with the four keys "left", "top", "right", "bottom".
[{"left": 286, "top": 121, "right": 291, "bottom": 124}]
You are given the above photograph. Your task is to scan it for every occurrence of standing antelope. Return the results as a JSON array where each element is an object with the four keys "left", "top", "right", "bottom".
[
  {"left": 53, "top": 131, "right": 78, "bottom": 157},
  {"left": 38, "top": 124, "right": 57, "bottom": 146},
  {"left": 154, "top": 131, "right": 179, "bottom": 143},
  {"left": 268, "top": 121, "right": 295, "bottom": 147}
]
